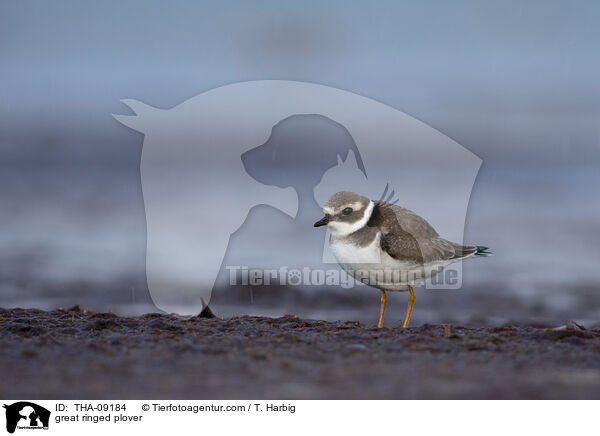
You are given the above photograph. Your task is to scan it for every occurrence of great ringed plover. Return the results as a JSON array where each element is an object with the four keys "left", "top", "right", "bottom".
[{"left": 314, "top": 190, "right": 490, "bottom": 328}]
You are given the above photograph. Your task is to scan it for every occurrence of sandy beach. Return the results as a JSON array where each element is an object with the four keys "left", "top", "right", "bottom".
[{"left": 2, "top": 306, "right": 600, "bottom": 399}]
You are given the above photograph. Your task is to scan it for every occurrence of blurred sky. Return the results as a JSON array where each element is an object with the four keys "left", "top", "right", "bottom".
[{"left": 1, "top": 0, "right": 600, "bottom": 166}]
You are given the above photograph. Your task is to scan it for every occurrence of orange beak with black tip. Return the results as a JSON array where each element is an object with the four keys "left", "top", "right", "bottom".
[{"left": 313, "top": 216, "right": 329, "bottom": 227}]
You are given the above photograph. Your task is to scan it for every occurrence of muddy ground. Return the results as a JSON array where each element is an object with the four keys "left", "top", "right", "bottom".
[{"left": 1, "top": 306, "right": 600, "bottom": 399}]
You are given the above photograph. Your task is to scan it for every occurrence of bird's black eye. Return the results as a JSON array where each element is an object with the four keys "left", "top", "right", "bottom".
[{"left": 342, "top": 207, "right": 353, "bottom": 215}]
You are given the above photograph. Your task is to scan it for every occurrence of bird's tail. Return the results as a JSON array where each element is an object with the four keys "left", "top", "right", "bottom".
[{"left": 474, "top": 246, "right": 492, "bottom": 257}]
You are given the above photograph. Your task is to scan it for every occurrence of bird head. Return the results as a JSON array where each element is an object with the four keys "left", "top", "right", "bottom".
[{"left": 314, "top": 191, "right": 373, "bottom": 236}]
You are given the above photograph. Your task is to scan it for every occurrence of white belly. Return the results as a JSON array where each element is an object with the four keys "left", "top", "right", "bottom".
[
  {"left": 330, "top": 233, "right": 383, "bottom": 265},
  {"left": 329, "top": 233, "right": 449, "bottom": 291}
]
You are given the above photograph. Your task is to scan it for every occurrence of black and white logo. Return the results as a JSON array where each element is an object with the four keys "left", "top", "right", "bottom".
[{"left": 3, "top": 402, "right": 50, "bottom": 434}]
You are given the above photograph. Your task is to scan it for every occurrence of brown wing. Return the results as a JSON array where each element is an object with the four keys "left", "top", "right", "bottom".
[
  {"left": 369, "top": 201, "right": 469, "bottom": 263},
  {"left": 374, "top": 201, "right": 439, "bottom": 237}
]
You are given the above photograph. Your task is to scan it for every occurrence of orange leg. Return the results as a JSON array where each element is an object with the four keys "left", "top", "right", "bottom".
[
  {"left": 403, "top": 285, "right": 416, "bottom": 328},
  {"left": 378, "top": 290, "right": 388, "bottom": 328}
]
